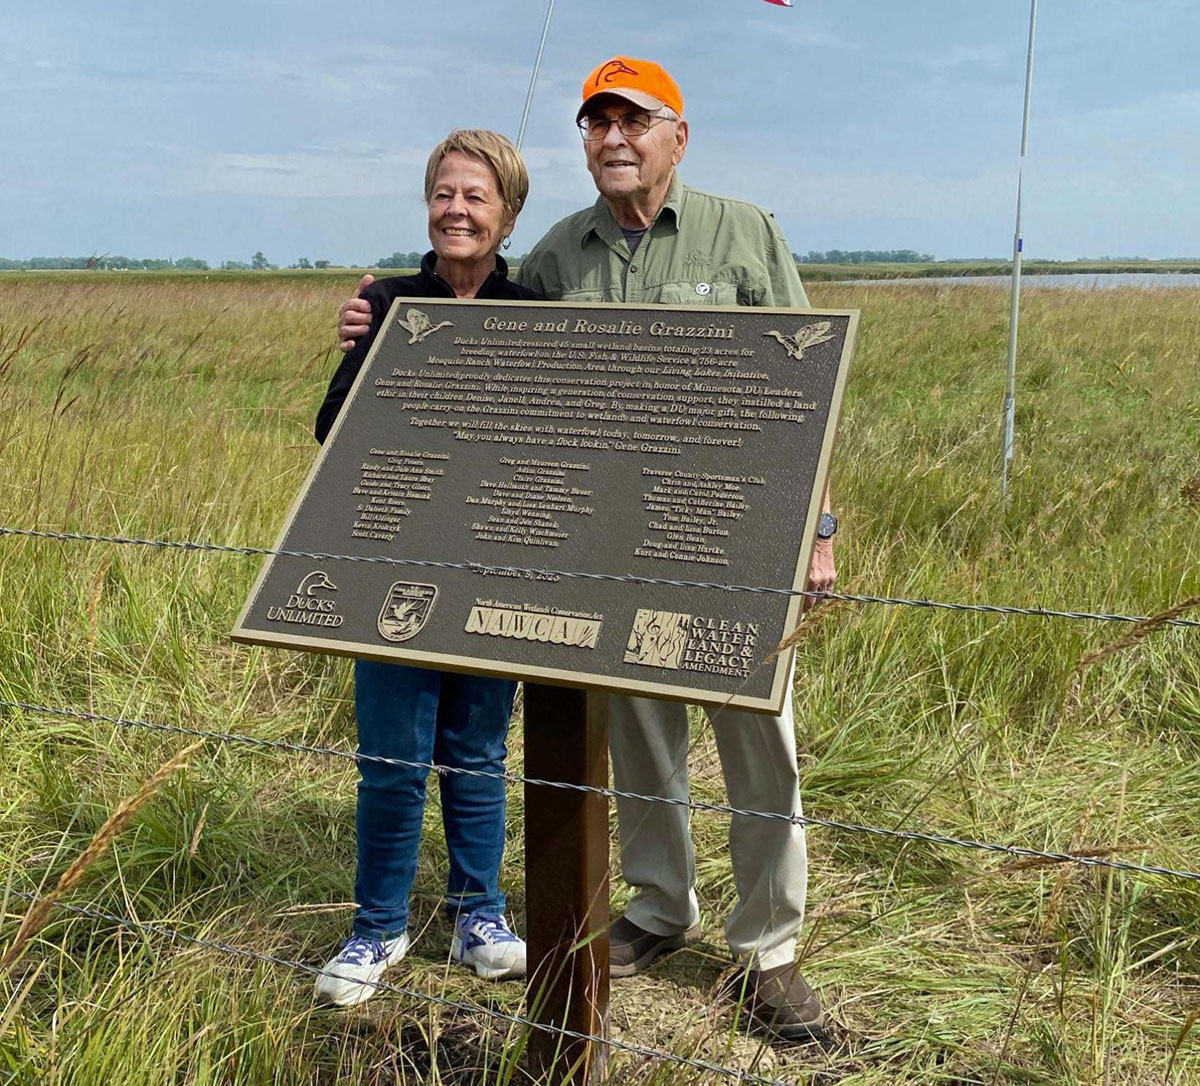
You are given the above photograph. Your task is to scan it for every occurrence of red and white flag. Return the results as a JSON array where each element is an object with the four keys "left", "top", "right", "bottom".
[{"left": 760, "top": 0, "right": 793, "bottom": 6}]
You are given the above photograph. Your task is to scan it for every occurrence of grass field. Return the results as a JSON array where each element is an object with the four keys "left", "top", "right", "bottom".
[{"left": 1, "top": 273, "right": 1198, "bottom": 1085}]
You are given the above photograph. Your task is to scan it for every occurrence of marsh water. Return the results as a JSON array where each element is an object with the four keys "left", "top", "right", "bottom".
[{"left": 839, "top": 272, "right": 1200, "bottom": 289}]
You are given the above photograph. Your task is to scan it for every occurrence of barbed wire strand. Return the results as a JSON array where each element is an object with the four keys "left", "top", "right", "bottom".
[
  {"left": 7, "top": 699, "right": 1199, "bottom": 885},
  {"left": 2, "top": 525, "right": 1197, "bottom": 628},
  {"left": 2, "top": 888, "right": 806, "bottom": 1086}
]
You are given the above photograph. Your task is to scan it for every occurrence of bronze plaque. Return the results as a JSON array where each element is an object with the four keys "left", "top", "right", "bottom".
[{"left": 232, "top": 299, "right": 857, "bottom": 714}]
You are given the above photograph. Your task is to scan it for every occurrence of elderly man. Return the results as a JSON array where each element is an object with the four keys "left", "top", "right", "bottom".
[{"left": 335, "top": 56, "right": 836, "bottom": 1042}]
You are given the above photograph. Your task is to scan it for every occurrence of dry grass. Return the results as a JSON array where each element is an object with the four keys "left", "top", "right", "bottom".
[{"left": 0, "top": 740, "right": 203, "bottom": 974}]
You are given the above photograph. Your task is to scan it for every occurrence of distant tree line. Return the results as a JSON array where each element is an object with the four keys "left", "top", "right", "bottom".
[
  {"left": 376, "top": 251, "right": 426, "bottom": 269},
  {"left": 0, "top": 252, "right": 343, "bottom": 272},
  {"left": 0, "top": 255, "right": 212, "bottom": 271},
  {"left": 794, "top": 249, "right": 935, "bottom": 265}
]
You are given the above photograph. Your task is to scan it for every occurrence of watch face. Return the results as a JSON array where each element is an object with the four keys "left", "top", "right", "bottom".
[{"left": 817, "top": 512, "right": 837, "bottom": 538}]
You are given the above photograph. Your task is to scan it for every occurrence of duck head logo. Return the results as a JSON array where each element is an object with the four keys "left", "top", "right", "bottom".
[
  {"left": 594, "top": 59, "right": 638, "bottom": 89},
  {"left": 297, "top": 570, "right": 338, "bottom": 595}
]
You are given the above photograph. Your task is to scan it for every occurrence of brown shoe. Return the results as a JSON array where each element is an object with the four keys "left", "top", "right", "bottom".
[
  {"left": 727, "top": 962, "right": 826, "bottom": 1043},
  {"left": 609, "top": 916, "right": 702, "bottom": 977}
]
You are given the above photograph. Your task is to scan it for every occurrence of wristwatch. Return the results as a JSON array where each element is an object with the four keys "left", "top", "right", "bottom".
[{"left": 816, "top": 512, "right": 838, "bottom": 539}]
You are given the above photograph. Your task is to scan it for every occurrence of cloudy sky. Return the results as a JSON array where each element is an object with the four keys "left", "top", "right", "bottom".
[{"left": 3, "top": 0, "right": 1198, "bottom": 264}]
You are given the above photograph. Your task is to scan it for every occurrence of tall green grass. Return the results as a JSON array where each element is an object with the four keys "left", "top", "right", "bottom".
[{"left": 1, "top": 274, "right": 1198, "bottom": 1084}]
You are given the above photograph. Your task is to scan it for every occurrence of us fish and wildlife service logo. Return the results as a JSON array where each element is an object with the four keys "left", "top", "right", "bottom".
[
  {"left": 624, "top": 609, "right": 691, "bottom": 670},
  {"left": 377, "top": 582, "right": 438, "bottom": 643}
]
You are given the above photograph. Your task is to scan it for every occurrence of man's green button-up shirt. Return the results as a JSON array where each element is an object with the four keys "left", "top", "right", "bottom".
[{"left": 515, "top": 173, "right": 809, "bottom": 309}]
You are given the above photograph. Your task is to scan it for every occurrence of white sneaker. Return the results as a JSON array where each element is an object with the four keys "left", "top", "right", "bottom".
[
  {"left": 451, "top": 912, "right": 527, "bottom": 980},
  {"left": 314, "top": 932, "right": 409, "bottom": 1007}
]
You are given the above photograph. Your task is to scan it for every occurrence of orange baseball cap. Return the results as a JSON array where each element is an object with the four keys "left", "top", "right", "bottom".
[{"left": 577, "top": 56, "right": 684, "bottom": 122}]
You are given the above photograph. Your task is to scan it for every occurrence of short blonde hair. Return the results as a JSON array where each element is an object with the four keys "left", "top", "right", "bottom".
[{"left": 423, "top": 130, "right": 529, "bottom": 223}]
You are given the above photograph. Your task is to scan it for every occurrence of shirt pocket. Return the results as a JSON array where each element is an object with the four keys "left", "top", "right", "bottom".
[
  {"left": 653, "top": 279, "right": 739, "bottom": 306},
  {"left": 560, "top": 287, "right": 624, "bottom": 303}
]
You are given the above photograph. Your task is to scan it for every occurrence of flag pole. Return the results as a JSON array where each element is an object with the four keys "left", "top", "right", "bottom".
[
  {"left": 1001, "top": 0, "right": 1038, "bottom": 498},
  {"left": 516, "top": 0, "right": 557, "bottom": 151}
]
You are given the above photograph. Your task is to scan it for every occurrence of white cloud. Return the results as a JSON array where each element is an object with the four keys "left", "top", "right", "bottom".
[
  {"left": 190, "top": 148, "right": 430, "bottom": 198},
  {"left": 734, "top": 15, "right": 859, "bottom": 52},
  {"left": 168, "top": 141, "right": 596, "bottom": 207},
  {"left": 918, "top": 43, "right": 1008, "bottom": 72},
  {"left": 688, "top": 152, "right": 1011, "bottom": 224}
]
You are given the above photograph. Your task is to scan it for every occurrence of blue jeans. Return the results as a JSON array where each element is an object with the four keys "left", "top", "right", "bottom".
[{"left": 352, "top": 659, "right": 516, "bottom": 939}]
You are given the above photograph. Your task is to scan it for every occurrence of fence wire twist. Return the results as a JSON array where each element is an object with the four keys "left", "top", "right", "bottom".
[
  {"left": 3, "top": 525, "right": 1198, "bottom": 627},
  {"left": 7, "top": 699, "right": 1199, "bottom": 885},
  {"left": 2, "top": 888, "right": 805, "bottom": 1086}
]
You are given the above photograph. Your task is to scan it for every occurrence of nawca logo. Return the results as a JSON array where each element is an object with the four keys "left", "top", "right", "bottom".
[{"left": 377, "top": 582, "right": 439, "bottom": 643}]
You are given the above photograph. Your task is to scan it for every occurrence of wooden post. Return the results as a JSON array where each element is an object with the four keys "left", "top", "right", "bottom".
[{"left": 523, "top": 684, "right": 610, "bottom": 1085}]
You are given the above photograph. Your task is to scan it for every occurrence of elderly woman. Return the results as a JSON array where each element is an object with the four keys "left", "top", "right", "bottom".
[{"left": 313, "top": 130, "right": 543, "bottom": 1007}]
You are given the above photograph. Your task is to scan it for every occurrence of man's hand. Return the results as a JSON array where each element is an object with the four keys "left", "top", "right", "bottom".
[
  {"left": 338, "top": 274, "right": 375, "bottom": 351},
  {"left": 805, "top": 538, "right": 836, "bottom": 609}
]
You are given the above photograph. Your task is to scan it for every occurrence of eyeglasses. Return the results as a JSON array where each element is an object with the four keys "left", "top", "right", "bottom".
[{"left": 577, "top": 110, "right": 672, "bottom": 141}]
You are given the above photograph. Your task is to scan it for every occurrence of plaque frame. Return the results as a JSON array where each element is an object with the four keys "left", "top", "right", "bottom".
[{"left": 231, "top": 299, "right": 858, "bottom": 715}]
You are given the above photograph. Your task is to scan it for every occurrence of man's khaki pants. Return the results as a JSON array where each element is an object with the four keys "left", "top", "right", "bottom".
[{"left": 602, "top": 678, "right": 807, "bottom": 972}]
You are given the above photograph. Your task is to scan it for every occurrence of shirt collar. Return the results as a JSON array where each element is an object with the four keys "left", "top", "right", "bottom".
[
  {"left": 579, "top": 172, "right": 684, "bottom": 249},
  {"left": 419, "top": 250, "right": 511, "bottom": 295}
]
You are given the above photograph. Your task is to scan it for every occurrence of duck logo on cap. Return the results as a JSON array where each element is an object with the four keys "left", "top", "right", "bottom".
[{"left": 594, "top": 59, "right": 638, "bottom": 89}]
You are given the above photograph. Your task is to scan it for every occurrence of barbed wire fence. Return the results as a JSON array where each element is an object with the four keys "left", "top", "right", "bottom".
[
  {"left": 3, "top": 524, "right": 1199, "bottom": 1082},
  {"left": 4, "top": 525, "right": 1199, "bottom": 626},
  {"left": 6, "top": 699, "right": 1198, "bottom": 884}
]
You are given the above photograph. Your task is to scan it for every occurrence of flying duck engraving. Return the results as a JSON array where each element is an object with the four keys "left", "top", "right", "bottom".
[
  {"left": 763, "top": 320, "right": 835, "bottom": 360},
  {"left": 397, "top": 308, "right": 453, "bottom": 344},
  {"left": 383, "top": 598, "right": 426, "bottom": 639}
]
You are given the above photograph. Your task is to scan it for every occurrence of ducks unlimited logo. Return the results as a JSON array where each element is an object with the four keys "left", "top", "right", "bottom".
[
  {"left": 266, "top": 571, "right": 344, "bottom": 629},
  {"left": 624, "top": 609, "right": 759, "bottom": 678}
]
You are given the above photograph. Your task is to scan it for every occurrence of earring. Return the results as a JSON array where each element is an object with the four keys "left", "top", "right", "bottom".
[{"left": 502, "top": 236, "right": 512, "bottom": 250}]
